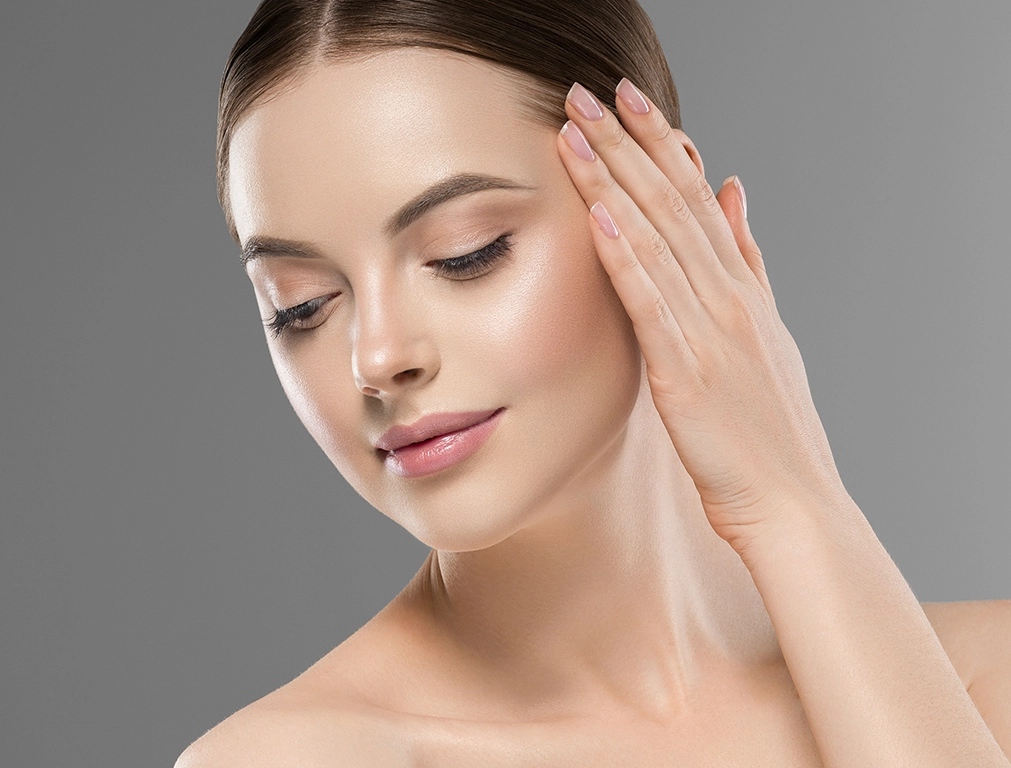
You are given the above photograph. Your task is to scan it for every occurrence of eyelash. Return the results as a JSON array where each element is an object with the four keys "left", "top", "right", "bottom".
[
  {"left": 266, "top": 293, "right": 337, "bottom": 338},
  {"left": 265, "top": 233, "right": 514, "bottom": 337},
  {"left": 429, "top": 233, "right": 513, "bottom": 279}
]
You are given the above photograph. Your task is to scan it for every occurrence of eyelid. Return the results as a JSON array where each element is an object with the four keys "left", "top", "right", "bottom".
[
  {"left": 262, "top": 232, "right": 513, "bottom": 337},
  {"left": 266, "top": 292, "right": 341, "bottom": 337},
  {"left": 429, "top": 233, "right": 513, "bottom": 279}
]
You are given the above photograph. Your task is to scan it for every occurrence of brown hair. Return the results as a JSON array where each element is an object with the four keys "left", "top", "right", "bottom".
[{"left": 217, "top": 0, "right": 681, "bottom": 244}]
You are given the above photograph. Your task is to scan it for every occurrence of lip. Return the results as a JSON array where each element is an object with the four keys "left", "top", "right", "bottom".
[
  {"left": 376, "top": 408, "right": 502, "bottom": 451},
  {"left": 377, "top": 407, "right": 505, "bottom": 478}
]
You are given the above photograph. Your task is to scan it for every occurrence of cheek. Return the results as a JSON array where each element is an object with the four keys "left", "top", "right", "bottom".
[
  {"left": 268, "top": 340, "right": 370, "bottom": 487},
  {"left": 463, "top": 223, "right": 640, "bottom": 402},
  {"left": 258, "top": 218, "right": 642, "bottom": 538}
]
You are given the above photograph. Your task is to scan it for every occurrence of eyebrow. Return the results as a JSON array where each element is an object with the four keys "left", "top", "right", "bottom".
[{"left": 239, "top": 172, "right": 534, "bottom": 265}]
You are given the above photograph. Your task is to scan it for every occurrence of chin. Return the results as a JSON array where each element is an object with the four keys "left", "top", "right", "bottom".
[{"left": 369, "top": 452, "right": 547, "bottom": 553}]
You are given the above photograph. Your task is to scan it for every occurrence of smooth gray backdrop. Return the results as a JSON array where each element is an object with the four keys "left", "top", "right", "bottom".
[{"left": 2, "top": 1, "right": 1008, "bottom": 765}]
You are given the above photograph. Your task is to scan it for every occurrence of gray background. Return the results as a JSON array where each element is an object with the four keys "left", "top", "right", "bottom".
[{"left": 1, "top": 0, "right": 1008, "bottom": 765}]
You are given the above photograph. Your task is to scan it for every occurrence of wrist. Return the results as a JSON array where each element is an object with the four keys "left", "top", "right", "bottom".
[
  {"left": 732, "top": 486, "right": 866, "bottom": 575},
  {"left": 732, "top": 489, "right": 1010, "bottom": 767}
]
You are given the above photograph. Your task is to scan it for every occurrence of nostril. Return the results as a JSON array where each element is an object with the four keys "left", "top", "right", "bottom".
[{"left": 392, "top": 368, "right": 423, "bottom": 385}]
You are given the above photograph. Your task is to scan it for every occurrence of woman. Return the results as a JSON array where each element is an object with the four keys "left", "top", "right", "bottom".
[{"left": 179, "top": 0, "right": 1010, "bottom": 764}]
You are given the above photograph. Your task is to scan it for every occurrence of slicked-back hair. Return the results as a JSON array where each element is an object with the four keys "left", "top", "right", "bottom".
[{"left": 217, "top": 0, "right": 681, "bottom": 244}]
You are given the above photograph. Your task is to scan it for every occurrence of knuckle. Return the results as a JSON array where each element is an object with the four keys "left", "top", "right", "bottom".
[
  {"left": 638, "top": 286, "right": 671, "bottom": 323},
  {"left": 665, "top": 127, "right": 690, "bottom": 152},
  {"left": 598, "top": 173, "right": 620, "bottom": 198},
  {"left": 728, "top": 287, "right": 751, "bottom": 315},
  {"left": 653, "top": 122, "right": 683, "bottom": 167},
  {"left": 685, "top": 170, "right": 717, "bottom": 210},
  {"left": 599, "top": 120, "right": 630, "bottom": 153},
  {"left": 612, "top": 243, "right": 640, "bottom": 276},
  {"left": 642, "top": 230, "right": 673, "bottom": 266},
  {"left": 651, "top": 116, "right": 674, "bottom": 144},
  {"left": 642, "top": 291, "right": 672, "bottom": 326},
  {"left": 726, "top": 289, "right": 762, "bottom": 332},
  {"left": 659, "top": 182, "right": 692, "bottom": 223}
]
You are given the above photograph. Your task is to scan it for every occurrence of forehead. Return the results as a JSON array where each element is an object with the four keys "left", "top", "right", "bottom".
[{"left": 228, "top": 48, "right": 558, "bottom": 248}]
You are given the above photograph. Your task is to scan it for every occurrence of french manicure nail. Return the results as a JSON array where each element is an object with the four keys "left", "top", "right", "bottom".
[
  {"left": 723, "top": 175, "right": 747, "bottom": 219},
  {"left": 590, "top": 201, "right": 619, "bottom": 239},
  {"left": 615, "top": 78, "right": 650, "bottom": 115},
  {"left": 567, "top": 82, "right": 605, "bottom": 120},
  {"left": 561, "top": 120, "right": 595, "bottom": 161},
  {"left": 734, "top": 176, "right": 747, "bottom": 219}
]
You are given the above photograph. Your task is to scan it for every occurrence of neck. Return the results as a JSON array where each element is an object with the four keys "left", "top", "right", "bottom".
[{"left": 409, "top": 376, "right": 782, "bottom": 720}]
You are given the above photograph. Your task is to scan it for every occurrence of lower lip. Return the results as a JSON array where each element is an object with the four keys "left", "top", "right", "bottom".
[{"left": 383, "top": 408, "right": 505, "bottom": 479}]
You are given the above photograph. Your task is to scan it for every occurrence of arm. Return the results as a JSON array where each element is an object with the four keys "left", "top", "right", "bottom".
[
  {"left": 925, "top": 599, "right": 1011, "bottom": 759},
  {"left": 743, "top": 495, "right": 1009, "bottom": 766},
  {"left": 557, "top": 77, "right": 1010, "bottom": 766}
]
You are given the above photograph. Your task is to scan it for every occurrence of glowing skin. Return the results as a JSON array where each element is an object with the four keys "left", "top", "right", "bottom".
[
  {"left": 181, "top": 48, "right": 1011, "bottom": 767},
  {"left": 229, "top": 44, "right": 784, "bottom": 737},
  {"left": 232, "top": 48, "right": 646, "bottom": 553}
]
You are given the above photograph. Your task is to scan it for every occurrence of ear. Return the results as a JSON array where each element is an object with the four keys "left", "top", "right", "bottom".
[{"left": 677, "top": 131, "right": 705, "bottom": 179}]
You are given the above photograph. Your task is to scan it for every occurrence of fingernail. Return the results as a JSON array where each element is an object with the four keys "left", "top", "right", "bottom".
[
  {"left": 615, "top": 78, "right": 650, "bottom": 115},
  {"left": 723, "top": 175, "right": 747, "bottom": 219},
  {"left": 590, "top": 201, "right": 619, "bottom": 239},
  {"left": 561, "top": 120, "right": 595, "bottom": 161},
  {"left": 566, "top": 82, "right": 605, "bottom": 120}
]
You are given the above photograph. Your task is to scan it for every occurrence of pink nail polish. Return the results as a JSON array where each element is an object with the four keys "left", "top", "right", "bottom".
[
  {"left": 591, "top": 201, "right": 619, "bottom": 239},
  {"left": 733, "top": 176, "right": 747, "bottom": 219},
  {"left": 722, "top": 176, "right": 747, "bottom": 219},
  {"left": 561, "top": 120, "right": 595, "bottom": 161},
  {"left": 615, "top": 78, "right": 649, "bottom": 115},
  {"left": 567, "top": 82, "right": 605, "bottom": 120}
]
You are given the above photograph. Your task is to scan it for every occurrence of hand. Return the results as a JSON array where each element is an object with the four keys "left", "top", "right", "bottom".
[{"left": 557, "top": 79, "right": 851, "bottom": 554}]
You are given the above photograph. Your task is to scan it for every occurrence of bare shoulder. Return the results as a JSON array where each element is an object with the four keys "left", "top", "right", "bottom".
[
  {"left": 174, "top": 604, "right": 425, "bottom": 768},
  {"left": 921, "top": 599, "right": 1011, "bottom": 754},
  {"left": 173, "top": 693, "right": 408, "bottom": 768},
  {"left": 920, "top": 599, "right": 1011, "bottom": 684}
]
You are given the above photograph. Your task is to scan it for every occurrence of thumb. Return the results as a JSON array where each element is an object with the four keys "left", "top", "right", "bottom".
[{"left": 718, "top": 176, "right": 773, "bottom": 299}]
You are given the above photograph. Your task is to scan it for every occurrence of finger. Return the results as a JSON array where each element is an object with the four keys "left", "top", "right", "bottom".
[
  {"left": 557, "top": 121, "right": 708, "bottom": 338},
  {"left": 611, "top": 78, "right": 756, "bottom": 286},
  {"left": 718, "top": 175, "right": 775, "bottom": 301},
  {"left": 564, "top": 82, "right": 735, "bottom": 305},
  {"left": 586, "top": 200, "right": 697, "bottom": 386}
]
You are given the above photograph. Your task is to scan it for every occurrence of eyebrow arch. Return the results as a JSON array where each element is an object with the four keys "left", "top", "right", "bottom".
[
  {"left": 239, "top": 172, "right": 535, "bottom": 265},
  {"left": 383, "top": 172, "right": 534, "bottom": 237},
  {"left": 240, "top": 237, "right": 323, "bottom": 265}
]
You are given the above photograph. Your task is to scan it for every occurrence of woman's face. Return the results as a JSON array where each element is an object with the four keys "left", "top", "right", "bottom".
[{"left": 228, "top": 48, "right": 643, "bottom": 551}]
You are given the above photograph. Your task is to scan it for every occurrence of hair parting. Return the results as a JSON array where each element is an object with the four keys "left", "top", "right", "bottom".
[{"left": 217, "top": 0, "right": 682, "bottom": 244}]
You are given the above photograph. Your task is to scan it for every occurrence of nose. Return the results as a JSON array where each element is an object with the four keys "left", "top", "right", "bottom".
[{"left": 351, "top": 288, "right": 439, "bottom": 398}]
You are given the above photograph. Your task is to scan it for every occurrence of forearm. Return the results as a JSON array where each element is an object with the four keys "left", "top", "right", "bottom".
[{"left": 742, "top": 495, "right": 1009, "bottom": 768}]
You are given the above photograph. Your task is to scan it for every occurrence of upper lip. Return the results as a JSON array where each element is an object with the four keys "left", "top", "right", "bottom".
[{"left": 376, "top": 408, "right": 502, "bottom": 452}]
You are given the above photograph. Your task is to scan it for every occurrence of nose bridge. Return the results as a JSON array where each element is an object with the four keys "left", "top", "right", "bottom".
[{"left": 351, "top": 274, "right": 436, "bottom": 395}]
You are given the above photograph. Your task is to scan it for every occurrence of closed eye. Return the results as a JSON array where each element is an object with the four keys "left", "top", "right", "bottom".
[
  {"left": 264, "top": 234, "right": 513, "bottom": 337},
  {"left": 265, "top": 292, "right": 340, "bottom": 337},
  {"left": 429, "top": 234, "right": 513, "bottom": 279}
]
